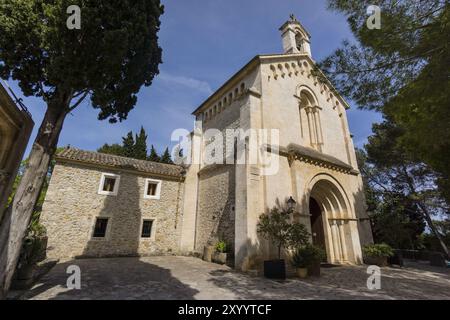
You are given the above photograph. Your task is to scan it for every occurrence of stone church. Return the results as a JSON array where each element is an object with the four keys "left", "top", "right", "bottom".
[{"left": 41, "top": 17, "right": 373, "bottom": 271}]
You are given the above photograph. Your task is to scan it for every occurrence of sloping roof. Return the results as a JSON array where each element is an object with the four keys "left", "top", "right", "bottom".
[
  {"left": 191, "top": 53, "right": 350, "bottom": 116},
  {"left": 56, "top": 147, "right": 185, "bottom": 178}
]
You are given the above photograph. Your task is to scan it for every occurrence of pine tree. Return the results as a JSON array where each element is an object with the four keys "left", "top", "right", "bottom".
[
  {"left": 122, "top": 131, "right": 135, "bottom": 158},
  {"left": 148, "top": 145, "right": 160, "bottom": 162},
  {"left": 0, "top": 0, "right": 164, "bottom": 296},
  {"left": 134, "top": 126, "right": 148, "bottom": 160},
  {"left": 160, "top": 147, "right": 173, "bottom": 164},
  {"left": 97, "top": 143, "right": 124, "bottom": 156}
]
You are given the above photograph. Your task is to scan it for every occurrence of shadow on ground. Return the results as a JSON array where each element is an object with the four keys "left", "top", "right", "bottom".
[{"left": 23, "top": 257, "right": 199, "bottom": 300}]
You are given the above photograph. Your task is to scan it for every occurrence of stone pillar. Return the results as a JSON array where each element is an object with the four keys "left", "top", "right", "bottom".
[
  {"left": 330, "top": 220, "right": 342, "bottom": 262},
  {"left": 313, "top": 107, "right": 324, "bottom": 151},
  {"left": 337, "top": 221, "right": 349, "bottom": 262},
  {"left": 234, "top": 89, "right": 263, "bottom": 271},
  {"left": 305, "top": 107, "right": 315, "bottom": 148},
  {"left": 180, "top": 129, "right": 202, "bottom": 253}
]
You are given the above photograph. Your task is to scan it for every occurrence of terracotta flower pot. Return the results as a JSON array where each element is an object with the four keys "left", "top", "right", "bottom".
[
  {"left": 364, "top": 256, "right": 388, "bottom": 267},
  {"left": 212, "top": 252, "right": 227, "bottom": 264},
  {"left": 296, "top": 267, "right": 308, "bottom": 278}
]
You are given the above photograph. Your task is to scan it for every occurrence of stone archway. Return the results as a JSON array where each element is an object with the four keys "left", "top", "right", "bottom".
[{"left": 307, "top": 175, "right": 362, "bottom": 264}]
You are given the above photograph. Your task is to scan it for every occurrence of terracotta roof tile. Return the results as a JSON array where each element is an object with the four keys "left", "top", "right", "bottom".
[{"left": 56, "top": 147, "right": 185, "bottom": 178}]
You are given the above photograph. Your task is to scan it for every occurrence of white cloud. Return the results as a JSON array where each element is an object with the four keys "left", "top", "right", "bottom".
[{"left": 158, "top": 71, "right": 213, "bottom": 95}]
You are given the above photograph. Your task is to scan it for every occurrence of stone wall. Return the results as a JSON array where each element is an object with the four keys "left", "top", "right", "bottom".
[
  {"left": 40, "top": 161, "right": 184, "bottom": 259},
  {"left": 195, "top": 164, "right": 236, "bottom": 252}
]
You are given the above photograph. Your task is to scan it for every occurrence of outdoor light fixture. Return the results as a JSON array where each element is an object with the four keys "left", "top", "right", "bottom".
[{"left": 287, "top": 196, "right": 296, "bottom": 213}]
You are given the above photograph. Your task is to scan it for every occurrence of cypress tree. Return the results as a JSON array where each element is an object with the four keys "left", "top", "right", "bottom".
[
  {"left": 122, "top": 131, "right": 135, "bottom": 158},
  {"left": 148, "top": 145, "right": 160, "bottom": 162},
  {"left": 160, "top": 147, "right": 173, "bottom": 164},
  {"left": 134, "top": 126, "right": 148, "bottom": 160}
]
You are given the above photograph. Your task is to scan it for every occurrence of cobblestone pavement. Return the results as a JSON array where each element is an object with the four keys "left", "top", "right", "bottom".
[{"left": 20, "top": 256, "right": 450, "bottom": 300}]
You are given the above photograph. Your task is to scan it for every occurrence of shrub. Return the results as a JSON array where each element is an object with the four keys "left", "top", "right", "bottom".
[
  {"left": 257, "top": 208, "right": 291, "bottom": 259},
  {"left": 292, "top": 245, "right": 326, "bottom": 268},
  {"left": 363, "top": 243, "right": 394, "bottom": 258},
  {"left": 215, "top": 240, "right": 227, "bottom": 253},
  {"left": 287, "top": 223, "right": 310, "bottom": 249}
]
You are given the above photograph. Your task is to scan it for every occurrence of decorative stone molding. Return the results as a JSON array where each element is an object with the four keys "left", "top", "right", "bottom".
[{"left": 265, "top": 143, "right": 359, "bottom": 176}]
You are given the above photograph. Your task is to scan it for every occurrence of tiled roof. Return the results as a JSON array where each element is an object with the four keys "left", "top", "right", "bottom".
[{"left": 56, "top": 147, "right": 185, "bottom": 178}]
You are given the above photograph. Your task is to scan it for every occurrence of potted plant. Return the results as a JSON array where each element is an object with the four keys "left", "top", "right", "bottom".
[
  {"left": 291, "top": 248, "right": 308, "bottom": 278},
  {"left": 363, "top": 243, "right": 394, "bottom": 267},
  {"left": 257, "top": 208, "right": 291, "bottom": 279},
  {"left": 295, "top": 244, "right": 326, "bottom": 277},
  {"left": 212, "top": 240, "right": 228, "bottom": 264}
]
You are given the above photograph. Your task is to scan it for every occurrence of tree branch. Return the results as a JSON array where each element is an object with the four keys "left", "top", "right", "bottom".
[{"left": 68, "top": 91, "right": 89, "bottom": 111}]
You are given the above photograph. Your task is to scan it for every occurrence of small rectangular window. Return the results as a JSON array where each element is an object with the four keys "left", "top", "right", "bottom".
[
  {"left": 98, "top": 173, "right": 120, "bottom": 196},
  {"left": 147, "top": 183, "right": 158, "bottom": 196},
  {"left": 141, "top": 220, "right": 153, "bottom": 238},
  {"left": 102, "top": 177, "right": 116, "bottom": 192},
  {"left": 93, "top": 218, "right": 108, "bottom": 238},
  {"left": 144, "top": 178, "right": 161, "bottom": 199}
]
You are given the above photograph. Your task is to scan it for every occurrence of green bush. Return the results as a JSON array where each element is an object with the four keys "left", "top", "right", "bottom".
[
  {"left": 215, "top": 240, "right": 227, "bottom": 253},
  {"left": 363, "top": 243, "right": 394, "bottom": 258},
  {"left": 291, "top": 245, "right": 326, "bottom": 268}
]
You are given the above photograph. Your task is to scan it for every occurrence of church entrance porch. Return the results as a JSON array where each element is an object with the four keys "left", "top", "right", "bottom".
[
  {"left": 309, "top": 197, "right": 327, "bottom": 261},
  {"left": 307, "top": 175, "right": 362, "bottom": 264}
]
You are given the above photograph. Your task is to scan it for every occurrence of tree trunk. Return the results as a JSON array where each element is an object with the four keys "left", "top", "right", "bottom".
[
  {"left": 0, "top": 95, "right": 70, "bottom": 299},
  {"left": 418, "top": 203, "right": 450, "bottom": 259},
  {"left": 400, "top": 165, "right": 450, "bottom": 259}
]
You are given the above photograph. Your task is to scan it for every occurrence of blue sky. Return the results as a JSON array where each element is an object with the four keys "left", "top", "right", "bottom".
[{"left": 9, "top": 0, "right": 382, "bottom": 157}]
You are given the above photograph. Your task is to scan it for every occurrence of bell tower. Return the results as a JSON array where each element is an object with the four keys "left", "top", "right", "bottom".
[{"left": 279, "top": 14, "right": 312, "bottom": 57}]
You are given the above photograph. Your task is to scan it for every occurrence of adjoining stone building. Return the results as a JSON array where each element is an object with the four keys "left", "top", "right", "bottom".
[
  {"left": 41, "top": 17, "right": 373, "bottom": 269},
  {"left": 0, "top": 82, "right": 34, "bottom": 221},
  {"left": 41, "top": 148, "right": 185, "bottom": 259}
]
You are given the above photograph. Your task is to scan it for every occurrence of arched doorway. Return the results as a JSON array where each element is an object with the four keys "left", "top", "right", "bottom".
[
  {"left": 309, "top": 197, "right": 326, "bottom": 260},
  {"left": 307, "top": 175, "right": 362, "bottom": 264}
]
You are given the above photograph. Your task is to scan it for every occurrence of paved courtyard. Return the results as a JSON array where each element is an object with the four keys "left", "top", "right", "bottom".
[{"left": 19, "top": 256, "right": 450, "bottom": 300}]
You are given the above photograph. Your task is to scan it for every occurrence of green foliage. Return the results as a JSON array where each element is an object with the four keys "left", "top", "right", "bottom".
[
  {"left": 122, "top": 131, "right": 135, "bottom": 158},
  {"left": 291, "top": 245, "right": 326, "bottom": 268},
  {"left": 0, "top": 0, "right": 164, "bottom": 123},
  {"left": 97, "top": 143, "right": 124, "bottom": 156},
  {"left": 97, "top": 128, "right": 175, "bottom": 164},
  {"left": 134, "top": 126, "right": 148, "bottom": 160},
  {"left": 356, "top": 123, "right": 449, "bottom": 255},
  {"left": 320, "top": 1, "right": 450, "bottom": 205},
  {"left": 287, "top": 223, "right": 310, "bottom": 250},
  {"left": 362, "top": 243, "right": 394, "bottom": 258},
  {"left": 257, "top": 208, "right": 292, "bottom": 259},
  {"left": 148, "top": 145, "right": 160, "bottom": 162},
  {"left": 160, "top": 147, "right": 173, "bottom": 164},
  {"left": 257, "top": 207, "right": 310, "bottom": 259},
  {"left": 215, "top": 240, "right": 227, "bottom": 253}
]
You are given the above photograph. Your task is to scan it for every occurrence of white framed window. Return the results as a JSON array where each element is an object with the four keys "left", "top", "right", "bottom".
[
  {"left": 140, "top": 218, "right": 156, "bottom": 240},
  {"left": 98, "top": 173, "right": 120, "bottom": 196},
  {"left": 144, "top": 178, "right": 162, "bottom": 199}
]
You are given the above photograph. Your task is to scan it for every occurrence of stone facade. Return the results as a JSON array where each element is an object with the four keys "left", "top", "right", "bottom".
[
  {"left": 182, "top": 16, "right": 373, "bottom": 270},
  {"left": 41, "top": 159, "right": 184, "bottom": 259},
  {"left": 41, "top": 17, "right": 373, "bottom": 268}
]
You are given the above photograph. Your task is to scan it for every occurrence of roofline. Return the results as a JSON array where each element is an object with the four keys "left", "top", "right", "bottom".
[
  {"left": 191, "top": 55, "right": 260, "bottom": 115},
  {"left": 55, "top": 155, "right": 185, "bottom": 181},
  {"left": 191, "top": 53, "right": 350, "bottom": 115}
]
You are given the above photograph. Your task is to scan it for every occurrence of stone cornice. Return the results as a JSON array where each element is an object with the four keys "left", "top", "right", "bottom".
[{"left": 265, "top": 143, "right": 359, "bottom": 176}]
